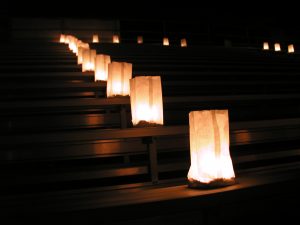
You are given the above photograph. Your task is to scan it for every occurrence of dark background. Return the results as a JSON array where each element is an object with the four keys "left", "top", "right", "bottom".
[{"left": 1, "top": 5, "right": 299, "bottom": 46}]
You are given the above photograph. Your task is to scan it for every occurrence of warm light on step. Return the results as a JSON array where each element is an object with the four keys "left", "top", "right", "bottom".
[
  {"left": 130, "top": 76, "right": 164, "bottom": 127},
  {"left": 288, "top": 44, "right": 294, "bottom": 53},
  {"left": 82, "top": 49, "right": 96, "bottom": 72},
  {"left": 163, "top": 37, "right": 169, "bottom": 46},
  {"left": 188, "top": 110, "right": 235, "bottom": 188},
  {"left": 94, "top": 54, "right": 111, "bottom": 81},
  {"left": 107, "top": 62, "right": 132, "bottom": 97},
  {"left": 263, "top": 42, "right": 269, "bottom": 50},
  {"left": 181, "top": 38, "right": 187, "bottom": 47},
  {"left": 92, "top": 34, "right": 99, "bottom": 43},
  {"left": 113, "top": 35, "right": 120, "bottom": 43},
  {"left": 274, "top": 43, "right": 281, "bottom": 51}
]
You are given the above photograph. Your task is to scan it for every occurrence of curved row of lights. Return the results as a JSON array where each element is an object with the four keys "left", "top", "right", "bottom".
[
  {"left": 65, "top": 34, "right": 188, "bottom": 47},
  {"left": 59, "top": 34, "right": 235, "bottom": 188},
  {"left": 60, "top": 34, "right": 164, "bottom": 126}
]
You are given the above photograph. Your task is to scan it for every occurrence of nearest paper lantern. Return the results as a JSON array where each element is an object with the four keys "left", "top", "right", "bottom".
[
  {"left": 188, "top": 110, "right": 235, "bottom": 188},
  {"left": 137, "top": 36, "right": 143, "bottom": 44},
  {"left": 263, "top": 42, "right": 269, "bottom": 50},
  {"left": 163, "top": 37, "right": 169, "bottom": 46},
  {"left": 274, "top": 43, "right": 281, "bottom": 51},
  {"left": 94, "top": 54, "right": 111, "bottom": 81},
  {"left": 113, "top": 35, "right": 120, "bottom": 43},
  {"left": 107, "top": 62, "right": 132, "bottom": 97},
  {"left": 92, "top": 34, "right": 99, "bottom": 43},
  {"left": 181, "top": 38, "right": 187, "bottom": 47},
  {"left": 130, "top": 76, "right": 164, "bottom": 127},
  {"left": 82, "top": 49, "right": 96, "bottom": 72},
  {"left": 288, "top": 44, "right": 294, "bottom": 53}
]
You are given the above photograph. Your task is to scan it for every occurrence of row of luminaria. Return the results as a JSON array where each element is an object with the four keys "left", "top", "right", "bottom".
[
  {"left": 59, "top": 34, "right": 235, "bottom": 188},
  {"left": 263, "top": 42, "right": 295, "bottom": 53},
  {"left": 61, "top": 34, "right": 187, "bottom": 47},
  {"left": 60, "top": 34, "right": 164, "bottom": 126}
]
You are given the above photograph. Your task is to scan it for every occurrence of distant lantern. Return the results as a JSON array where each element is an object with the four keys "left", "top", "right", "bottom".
[
  {"left": 94, "top": 54, "right": 111, "bottom": 81},
  {"left": 113, "top": 35, "right": 120, "bottom": 43},
  {"left": 130, "top": 76, "right": 164, "bottom": 127},
  {"left": 188, "top": 110, "right": 235, "bottom": 188},
  {"left": 73, "top": 40, "right": 85, "bottom": 55},
  {"left": 64, "top": 35, "right": 71, "bottom": 44},
  {"left": 68, "top": 36, "right": 78, "bottom": 53},
  {"left": 137, "top": 36, "right": 143, "bottom": 44},
  {"left": 92, "top": 34, "right": 99, "bottom": 43},
  {"left": 107, "top": 62, "right": 132, "bottom": 97},
  {"left": 274, "top": 43, "right": 281, "bottom": 51},
  {"left": 64, "top": 35, "right": 70, "bottom": 44},
  {"left": 65, "top": 35, "right": 75, "bottom": 45},
  {"left": 82, "top": 49, "right": 96, "bottom": 72},
  {"left": 163, "top": 37, "right": 169, "bottom": 46},
  {"left": 288, "top": 44, "right": 294, "bottom": 53},
  {"left": 60, "top": 34, "right": 66, "bottom": 43},
  {"left": 263, "top": 42, "right": 269, "bottom": 50},
  {"left": 77, "top": 43, "right": 90, "bottom": 65},
  {"left": 77, "top": 47, "right": 85, "bottom": 64},
  {"left": 181, "top": 38, "right": 187, "bottom": 47}
]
